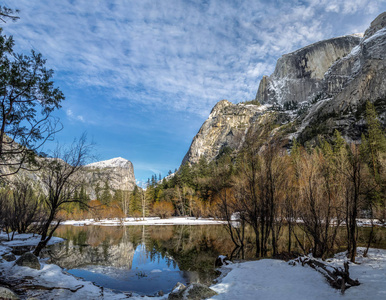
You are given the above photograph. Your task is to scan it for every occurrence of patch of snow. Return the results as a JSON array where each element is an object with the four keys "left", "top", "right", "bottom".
[
  {"left": 62, "top": 217, "right": 226, "bottom": 226},
  {"left": 210, "top": 248, "right": 386, "bottom": 300},
  {"left": 0, "top": 231, "right": 64, "bottom": 247},
  {"left": 363, "top": 27, "right": 386, "bottom": 45},
  {"left": 86, "top": 157, "right": 132, "bottom": 169}
]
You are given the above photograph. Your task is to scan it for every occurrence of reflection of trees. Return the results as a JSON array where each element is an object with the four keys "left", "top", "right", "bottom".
[
  {"left": 51, "top": 225, "right": 385, "bottom": 283},
  {"left": 145, "top": 225, "right": 242, "bottom": 285},
  {"left": 50, "top": 226, "right": 135, "bottom": 270}
]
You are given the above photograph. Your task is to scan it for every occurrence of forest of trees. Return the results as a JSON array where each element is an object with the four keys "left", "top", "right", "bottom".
[{"left": 53, "top": 101, "right": 385, "bottom": 262}]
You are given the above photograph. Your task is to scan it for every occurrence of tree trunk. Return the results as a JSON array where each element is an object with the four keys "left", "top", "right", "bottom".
[{"left": 292, "top": 257, "right": 360, "bottom": 293}]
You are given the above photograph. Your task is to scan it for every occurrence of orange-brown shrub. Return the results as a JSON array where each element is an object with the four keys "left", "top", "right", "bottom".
[{"left": 152, "top": 201, "right": 174, "bottom": 219}]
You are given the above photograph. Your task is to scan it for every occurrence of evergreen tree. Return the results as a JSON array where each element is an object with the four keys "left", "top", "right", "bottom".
[
  {"left": 361, "top": 101, "right": 386, "bottom": 181},
  {"left": 100, "top": 181, "right": 112, "bottom": 206},
  {"left": 0, "top": 24, "right": 65, "bottom": 176},
  {"left": 360, "top": 101, "right": 386, "bottom": 221},
  {"left": 129, "top": 186, "right": 142, "bottom": 216}
]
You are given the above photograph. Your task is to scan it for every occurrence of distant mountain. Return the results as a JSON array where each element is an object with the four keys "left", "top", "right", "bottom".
[
  {"left": 3, "top": 156, "right": 136, "bottom": 200},
  {"left": 183, "top": 12, "right": 386, "bottom": 166},
  {"left": 83, "top": 157, "right": 136, "bottom": 199}
]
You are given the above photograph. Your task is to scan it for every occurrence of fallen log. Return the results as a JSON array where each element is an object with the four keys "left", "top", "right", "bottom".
[
  {"left": 15, "top": 284, "right": 84, "bottom": 293},
  {"left": 289, "top": 256, "right": 360, "bottom": 294}
]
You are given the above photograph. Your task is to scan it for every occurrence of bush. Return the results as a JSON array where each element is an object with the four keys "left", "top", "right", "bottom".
[{"left": 152, "top": 201, "right": 174, "bottom": 219}]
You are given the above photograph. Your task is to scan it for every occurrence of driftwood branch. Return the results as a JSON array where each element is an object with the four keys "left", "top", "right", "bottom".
[
  {"left": 15, "top": 284, "right": 84, "bottom": 293},
  {"left": 289, "top": 257, "right": 360, "bottom": 294}
]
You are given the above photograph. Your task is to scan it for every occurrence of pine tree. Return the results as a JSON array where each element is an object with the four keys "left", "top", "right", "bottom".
[
  {"left": 361, "top": 101, "right": 386, "bottom": 181},
  {"left": 100, "top": 181, "right": 112, "bottom": 206},
  {"left": 360, "top": 101, "right": 386, "bottom": 222}
]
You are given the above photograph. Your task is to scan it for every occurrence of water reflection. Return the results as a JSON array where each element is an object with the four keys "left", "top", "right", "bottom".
[
  {"left": 51, "top": 225, "right": 237, "bottom": 295},
  {"left": 50, "top": 224, "right": 385, "bottom": 295},
  {"left": 67, "top": 243, "right": 185, "bottom": 295}
]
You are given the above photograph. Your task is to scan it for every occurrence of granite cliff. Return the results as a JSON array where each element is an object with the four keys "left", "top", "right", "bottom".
[
  {"left": 256, "top": 35, "right": 361, "bottom": 106},
  {"left": 4, "top": 156, "right": 136, "bottom": 200},
  {"left": 83, "top": 157, "right": 136, "bottom": 199},
  {"left": 183, "top": 12, "right": 386, "bottom": 165},
  {"left": 182, "top": 100, "right": 266, "bottom": 165}
]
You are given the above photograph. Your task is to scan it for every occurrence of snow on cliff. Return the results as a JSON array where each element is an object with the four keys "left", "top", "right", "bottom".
[{"left": 86, "top": 157, "right": 132, "bottom": 169}]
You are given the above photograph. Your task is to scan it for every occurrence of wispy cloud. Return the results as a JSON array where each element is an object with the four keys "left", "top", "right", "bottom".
[
  {"left": 4, "top": 0, "right": 384, "bottom": 119},
  {"left": 66, "top": 109, "right": 86, "bottom": 123},
  {"left": 2, "top": 0, "right": 385, "bottom": 182}
]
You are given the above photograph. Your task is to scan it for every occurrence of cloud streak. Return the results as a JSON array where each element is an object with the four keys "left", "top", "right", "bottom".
[
  {"left": 2, "top": 0, "right": 385, "bottom": 182},
  {"left": 4, "top": 0, "right": 384, "bottom": 118}
]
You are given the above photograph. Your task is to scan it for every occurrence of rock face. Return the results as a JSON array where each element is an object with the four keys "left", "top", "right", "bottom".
[
  {"left": 15, "top": 252, "right": 40, "bottom": 270},
  {"left": 82, "top": 157, "right": 136, "bottom": 199},
  {"left": 182, "top": 100, "right": 266, "bottom": 165},
  {"left": 183, "top": 13, "right": 386, "bottom": 165},
  {"left": 49, "top": 238, "right": 135, "bottom": 270},
  {"left": 7, "top": 156, "right": 136, "bottom": 200},
  {"left": 255, "top": 35, "right": 361, "bottom": 105},
  {"left": 2, "top": 253, "right": 16, "bottom": 262},
  {"left": 0, "top": 287, "right": 19, "bottom": 300},
  {"left": 298, "top": 12, "right": 386, "bottom": 142}
]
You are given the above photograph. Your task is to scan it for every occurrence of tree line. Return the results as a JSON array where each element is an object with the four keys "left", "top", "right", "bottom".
[
  {"left": 55, "top": 102, "right": 384, "bottom": 264},
  {"left": 131, "top": 101, "right": 385, "bottom": 262}
]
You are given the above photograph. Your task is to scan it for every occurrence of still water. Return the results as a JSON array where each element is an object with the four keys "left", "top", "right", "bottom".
[
  {"left": 49, "top": 225, "right": 236, "bottom": 295},
  {"left": 50, "top": 224, "right": 385, "bottom": 295}
]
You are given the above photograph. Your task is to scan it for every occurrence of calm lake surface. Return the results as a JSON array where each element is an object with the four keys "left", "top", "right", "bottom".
[{"left": 50, "top": 224, "right": 386, "bottom": 295}]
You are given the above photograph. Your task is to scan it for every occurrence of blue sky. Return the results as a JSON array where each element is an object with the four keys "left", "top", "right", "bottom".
[{"left": 2, "top": 0, "right": 385, "bottom": 185}]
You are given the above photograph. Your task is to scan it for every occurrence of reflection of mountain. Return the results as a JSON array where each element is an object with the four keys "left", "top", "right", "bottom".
[
  {"left": 49, "top": 238, "right": 135, "bottom": 270},
  {"left": 52, "top": 224, "right": 238, "bottom": 285}
]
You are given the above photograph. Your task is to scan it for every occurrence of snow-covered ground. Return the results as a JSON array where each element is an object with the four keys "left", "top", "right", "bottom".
[
  {"left": 1, "top": 232, "right": 385, "bottom": 299},
  {"left": 60, "top": 216, "right": 384, "bottom": 227},
  {"left": 210, "top": 248, "right": 386, "bottom": 300},
  {"left": 0, "top": 231, "right": 64, "bottom": 247},
  {"left": 62, "top": 216, "right": 227, "bottom": 226}
]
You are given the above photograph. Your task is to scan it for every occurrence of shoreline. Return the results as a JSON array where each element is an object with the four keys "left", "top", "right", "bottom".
[
  {"left": 60, "top": 217, "right": 385, "bottom": 227},
  {"left": 61, "top": 216, "right": 227, "bottom": 226},
  {"left": 1, "top": 232, "right": 385, "bottom": 299}
]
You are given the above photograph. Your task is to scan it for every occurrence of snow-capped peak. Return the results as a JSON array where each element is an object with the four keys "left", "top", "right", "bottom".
[{"left": 86, "top": 157, "right": 132, "bottom": 169}]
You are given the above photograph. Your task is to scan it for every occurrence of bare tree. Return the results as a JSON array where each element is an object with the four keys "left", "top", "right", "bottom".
[
  {"left": 344, "top": 144, "right": 363, "bottom": 262},
  {"left": 10, "top": 178, "right": 43, "bottom": 234},
  {"left": 212, "top": 159, "right": 245, "bottom": 258},
  {"left": 33, "top": 135, "right": 92, "bottom": 256}
]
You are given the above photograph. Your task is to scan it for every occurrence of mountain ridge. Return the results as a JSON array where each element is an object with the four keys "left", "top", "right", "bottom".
[{"left": 182, "top": 12, "right": 386, "bottom": 166}]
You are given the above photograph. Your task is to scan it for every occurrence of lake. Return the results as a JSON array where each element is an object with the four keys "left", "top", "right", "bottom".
[{"left": 50, "top": 224, "right": 385, "bottom": 296}]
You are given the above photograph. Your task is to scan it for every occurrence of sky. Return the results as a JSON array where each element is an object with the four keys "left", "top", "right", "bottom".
[{"left": 2, "top": 0, "right": 385, "bottom": 185}]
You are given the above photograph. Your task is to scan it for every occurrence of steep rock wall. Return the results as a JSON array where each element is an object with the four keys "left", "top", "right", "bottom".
[
  {"left": 255, "top": 35, "right": 361, "bottom": 105},
  {"left": 82, "top": 157, "right": 136, "bottom": 199},
  {"left": 182, "top": 13, "right": 386, "bottom": 165},
  {"left": 182, "top": 100, "right": 266, "bottom": 165},
  {"left": 300, "top": 13, "right": 386, "bottom": 141}
]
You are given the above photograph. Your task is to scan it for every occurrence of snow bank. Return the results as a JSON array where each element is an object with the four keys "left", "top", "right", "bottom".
[
  {"left": 62, "top": 217, "right": 226, "bottom": 226},
  {"left": 61, "top": 217, "right": 383, "bottom": 227},
  {"left": 0, "top": 231, "right": 64, "bottom": 246},
  {"left": 210, "top": 248, "right": 386, "bottom": 300}
]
